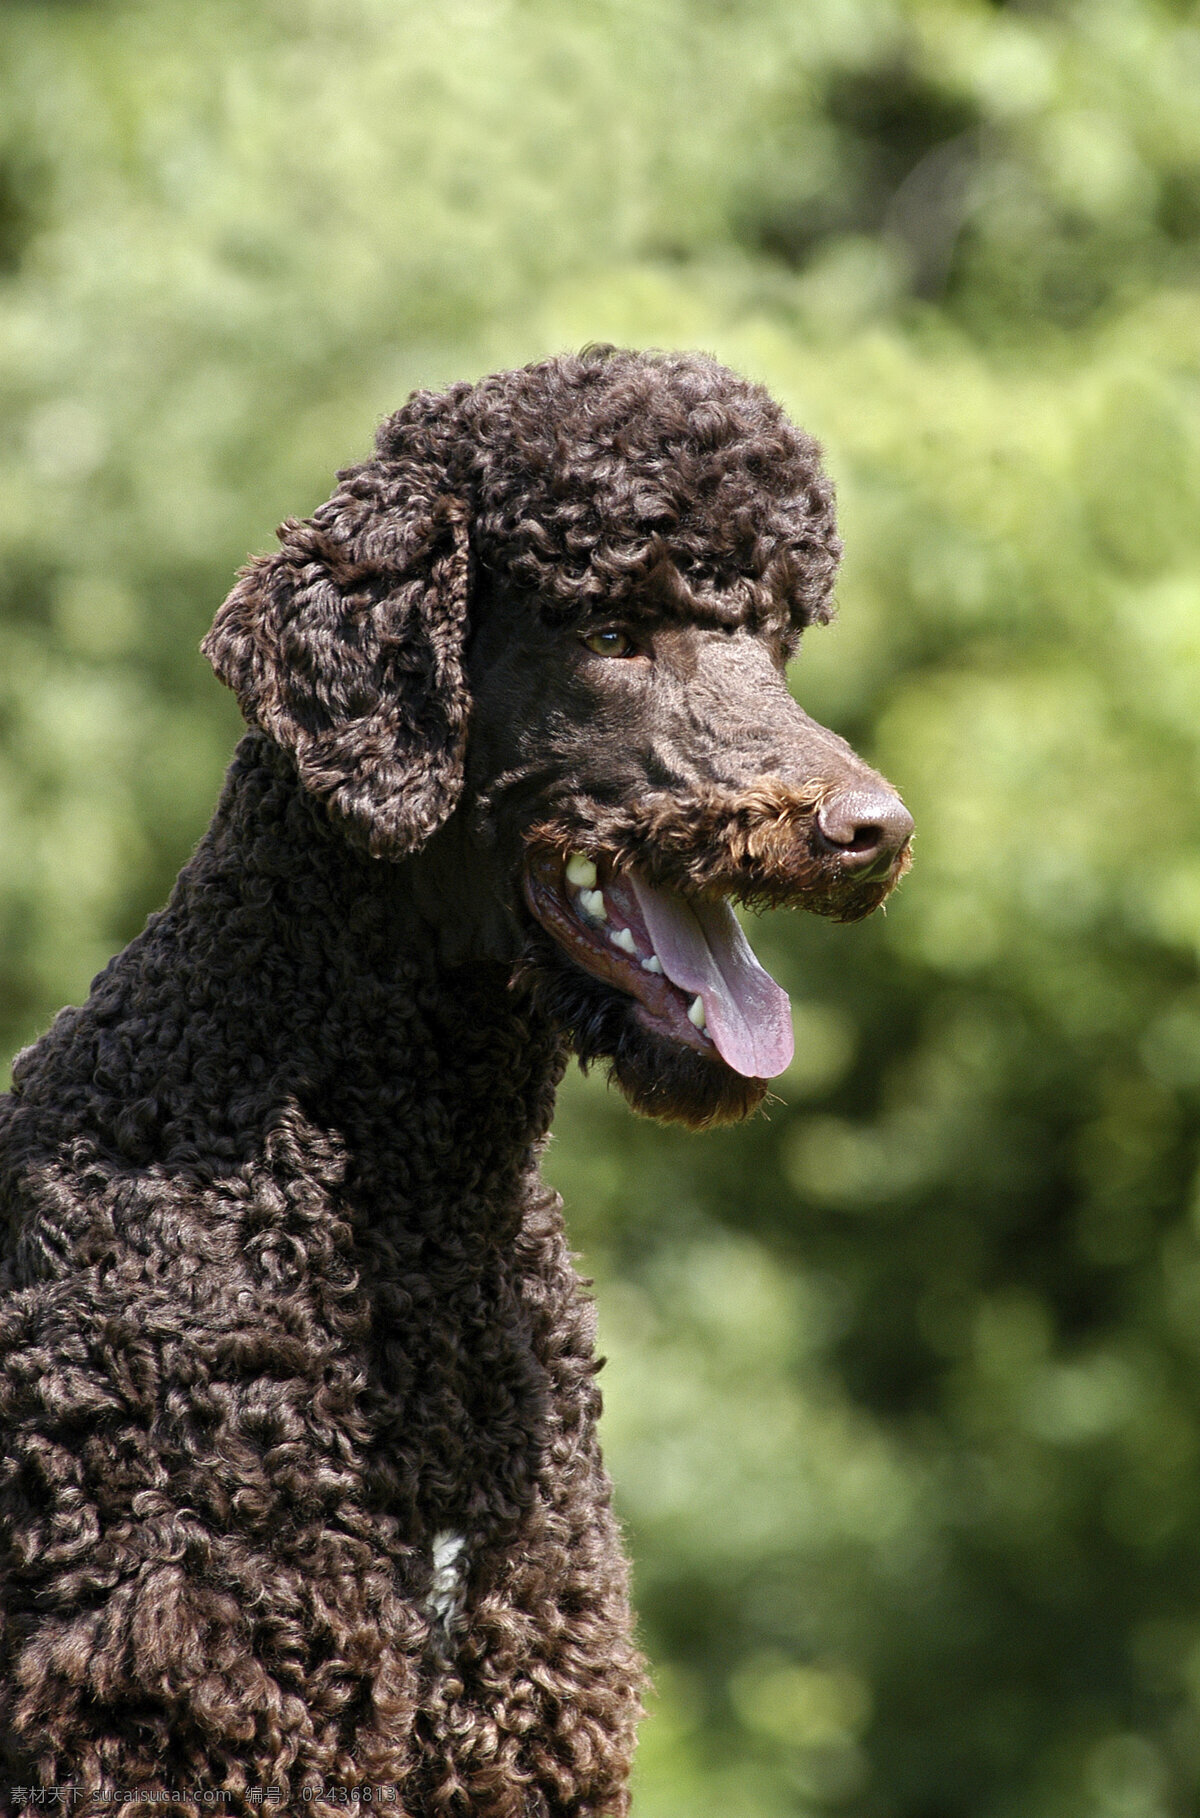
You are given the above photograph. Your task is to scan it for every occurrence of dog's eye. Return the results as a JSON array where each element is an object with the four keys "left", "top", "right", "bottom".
[{"left": 581, "top": 628, "right": 635, "bottom": 658}]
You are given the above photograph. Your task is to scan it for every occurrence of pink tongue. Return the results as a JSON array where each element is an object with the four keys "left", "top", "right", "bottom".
[{"left": 629, "top": 876, "right": 794, "bottom": 1079}]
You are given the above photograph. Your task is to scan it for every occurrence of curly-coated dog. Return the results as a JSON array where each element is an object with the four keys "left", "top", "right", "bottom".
[{"left": 0, "top": 347, "right": 911, "bottom": 1816}]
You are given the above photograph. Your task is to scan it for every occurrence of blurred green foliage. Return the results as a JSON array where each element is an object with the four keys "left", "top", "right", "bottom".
[{"left": 3, "top": 0, "right": 1200, "bottom": 1811}]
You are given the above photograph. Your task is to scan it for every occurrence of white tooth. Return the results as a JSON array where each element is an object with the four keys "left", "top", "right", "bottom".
[
  {"left": 641, "top": 955, "right": 663, "bottom": 974},
  {"left": 688, "top": 995, "right": 707, "bottom": 1030},
  {"left": 610, "top": 927, "right": 637, "bottom": 954},
  {"left": 565, "top": 853, "right": 598, "bottom": 889},
  {"left": 580, "top": 889, "right": 607, "bottom": 922}
]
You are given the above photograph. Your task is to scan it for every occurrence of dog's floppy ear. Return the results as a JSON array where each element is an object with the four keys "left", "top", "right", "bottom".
[{"left": 203, "top": 456, "right": 471, "bottom": 860}]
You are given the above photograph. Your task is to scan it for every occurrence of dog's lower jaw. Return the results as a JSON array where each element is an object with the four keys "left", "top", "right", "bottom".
[
  {"left": 518, "top": 933, "right": 769, "bottom": 1129},
  {"left": 611, "top": 1017, "right": 769, "bottom": 1129}
]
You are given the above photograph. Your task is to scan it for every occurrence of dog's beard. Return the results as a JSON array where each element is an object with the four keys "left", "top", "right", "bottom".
[{"left": 519, "top": 931, "right": 768, "bottom": 1129}]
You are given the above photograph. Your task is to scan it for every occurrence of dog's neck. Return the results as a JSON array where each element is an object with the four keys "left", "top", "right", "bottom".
[{"left": 14, "top": 734, "right": 568, "bottom": 1229}]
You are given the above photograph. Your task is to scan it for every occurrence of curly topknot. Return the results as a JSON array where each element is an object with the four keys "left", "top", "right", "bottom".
[{"left": 376, "top": 345, "right": 842, "bottom": 625}]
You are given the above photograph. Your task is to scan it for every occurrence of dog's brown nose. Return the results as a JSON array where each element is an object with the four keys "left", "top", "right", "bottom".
[{"left": 816, "top": 786, "right": 914, "bottom": 872}]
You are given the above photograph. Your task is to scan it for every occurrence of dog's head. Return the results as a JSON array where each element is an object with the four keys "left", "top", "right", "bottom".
[{"left": 204, "top": 346, "right": 912, "bottom": 1128}]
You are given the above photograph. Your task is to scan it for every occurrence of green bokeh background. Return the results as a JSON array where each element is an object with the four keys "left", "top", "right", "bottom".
[{"left": 3, "top": 2, "right": 1200, "bottom": 1812}]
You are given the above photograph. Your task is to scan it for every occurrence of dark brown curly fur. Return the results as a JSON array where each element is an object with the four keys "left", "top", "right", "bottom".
[{"left": 0, "top": 348, "right": 910, "bottom": 1815}]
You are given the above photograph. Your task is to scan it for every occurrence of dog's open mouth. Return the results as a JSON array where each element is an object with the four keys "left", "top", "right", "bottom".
[{"left": 523, "top": 850, "right": 794, "bottom": 1080}]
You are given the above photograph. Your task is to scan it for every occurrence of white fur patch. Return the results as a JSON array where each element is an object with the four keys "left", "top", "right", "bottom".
[{"left": 428, "top": 1530, "right": 468, "bottom": 1628}]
